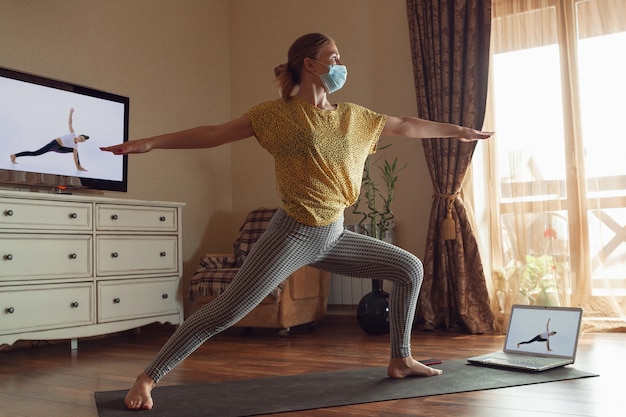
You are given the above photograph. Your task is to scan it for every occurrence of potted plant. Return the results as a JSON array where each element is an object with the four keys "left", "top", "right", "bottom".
[
  {"left": 494, "top": 252, "right": 561, "bottom": 312},
  {"left": 352, "top": 149, "right": 406, "bottom": 335},
  {"left": 495, "top": 224, "right": 563, "bottom": 309}
]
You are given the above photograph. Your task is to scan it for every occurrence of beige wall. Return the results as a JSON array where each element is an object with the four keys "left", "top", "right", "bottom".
[{"left": 1, "top": 0, "right": 433, "bottom": 314}]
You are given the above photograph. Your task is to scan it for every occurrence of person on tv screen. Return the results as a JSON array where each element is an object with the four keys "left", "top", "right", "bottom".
[
  {"left": 10, "top": 107, "right": 89, "bottom": 171},
  {"left": 102, "top": 32, "right": 493, "bottom": 411}
]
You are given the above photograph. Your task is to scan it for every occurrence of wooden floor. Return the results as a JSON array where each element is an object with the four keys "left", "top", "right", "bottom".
[{"left": 0, "top": 310, "right": 621, "bottom": 417}]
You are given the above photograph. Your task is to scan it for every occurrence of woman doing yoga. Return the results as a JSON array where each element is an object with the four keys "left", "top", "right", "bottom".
[{"left": 101, "top": 33, "right": 493, "bottom": 411}]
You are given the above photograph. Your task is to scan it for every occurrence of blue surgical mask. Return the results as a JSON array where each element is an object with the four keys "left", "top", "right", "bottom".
[{"left": 315, "top": 61, "right": 347, "bottom": 94}]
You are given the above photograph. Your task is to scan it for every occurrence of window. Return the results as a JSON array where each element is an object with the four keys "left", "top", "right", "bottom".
[{"left": 482, "top": 0, "right": 626, "bottom": 330}]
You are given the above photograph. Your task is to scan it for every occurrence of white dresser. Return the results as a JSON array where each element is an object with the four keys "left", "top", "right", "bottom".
[{"left": 0, "top": 190, "right": 184, "bottom": 348}]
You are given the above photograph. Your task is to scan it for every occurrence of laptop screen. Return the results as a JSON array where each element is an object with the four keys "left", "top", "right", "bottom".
[{"left": 503, "top": 305, "right": 583, "bottom": 358}]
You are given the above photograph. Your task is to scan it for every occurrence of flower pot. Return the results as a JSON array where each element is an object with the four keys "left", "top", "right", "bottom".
[{"left": 356, "top": 280, "right": 390, "bottom": 335}]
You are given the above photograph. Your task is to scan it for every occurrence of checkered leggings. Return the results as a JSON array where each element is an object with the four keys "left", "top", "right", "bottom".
[{"left": 145, "top": 209, "right": 423, "bottom": 382}]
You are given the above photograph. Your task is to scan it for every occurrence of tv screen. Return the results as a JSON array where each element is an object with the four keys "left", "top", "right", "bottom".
[{"left": 0, "top": 66, "right": 128, "bottom": 192}]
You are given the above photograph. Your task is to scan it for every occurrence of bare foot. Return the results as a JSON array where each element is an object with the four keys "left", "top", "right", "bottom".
[
  {"left": 387, "top": 356, "right": 443, "bottom": 378},
  {"left": 124, "top": 372, "right": 156, "bottom": 410},
  {"left": 10, "top": 154, "right": 16, "bottom": 164}
]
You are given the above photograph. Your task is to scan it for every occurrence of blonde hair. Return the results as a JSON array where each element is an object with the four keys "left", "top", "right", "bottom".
[{"left": 274, "top": 33, "right": 333, "bottom": 99}]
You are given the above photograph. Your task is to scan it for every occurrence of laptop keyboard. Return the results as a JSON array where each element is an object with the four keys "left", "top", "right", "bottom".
[{"left": 490, "top": 352, "right": 566, "bottom": 367}]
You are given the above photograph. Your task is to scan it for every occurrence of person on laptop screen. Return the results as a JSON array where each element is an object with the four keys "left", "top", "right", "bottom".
[{"left": 517, "top": 318, "right": 557, "bottom": 351}]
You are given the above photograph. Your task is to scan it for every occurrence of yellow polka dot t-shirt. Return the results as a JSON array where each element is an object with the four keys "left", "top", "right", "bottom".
[{"left": 245, "top": 95, "right": 388, "bottom": 226}]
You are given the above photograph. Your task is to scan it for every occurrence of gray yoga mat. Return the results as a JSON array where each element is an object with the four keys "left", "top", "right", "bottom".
[{"left": 94, "top": 359, "right": 598, "bottom": 417}]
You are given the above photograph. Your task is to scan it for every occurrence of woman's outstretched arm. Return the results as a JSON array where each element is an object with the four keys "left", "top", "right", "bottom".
[
  {"left": 382, "top": 115, "right": 492, "bottom": 142},
  {"left": 100, "top": 115, "right": 254, "bottom": 155}
]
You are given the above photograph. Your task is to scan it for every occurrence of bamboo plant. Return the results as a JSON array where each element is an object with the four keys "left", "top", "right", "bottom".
[{"left": 352, "top": 148, "right": 406, "bottom": 241}]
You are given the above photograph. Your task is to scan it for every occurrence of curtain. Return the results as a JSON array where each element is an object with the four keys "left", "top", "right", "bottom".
[
  {"left": 482, "top": 0, "right": 626, "bottom": 332},
  {"left": 406, "top": 0, "right": 495, "bottom": 333}
]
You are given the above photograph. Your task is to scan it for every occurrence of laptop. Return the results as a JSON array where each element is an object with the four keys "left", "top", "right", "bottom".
[{"left": 467, "top": 304, "right": 583, "bottom": 371}]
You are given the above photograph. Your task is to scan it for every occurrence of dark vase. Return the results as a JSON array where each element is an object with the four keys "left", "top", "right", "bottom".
[{"left": 356, "top": 279, "right": 390, "bottom": 335}]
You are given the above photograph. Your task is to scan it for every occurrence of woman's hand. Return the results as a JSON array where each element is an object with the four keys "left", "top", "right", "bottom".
[
  {"left": 456, "top": 127, "right": 494, "bottom": 142},
  {"left": 101, "top": 138, "right": 154, "bottom": 155}
]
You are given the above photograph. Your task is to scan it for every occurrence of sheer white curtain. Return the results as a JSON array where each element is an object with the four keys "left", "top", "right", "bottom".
[{"left": 474, "top": 0, "right": 626, "bottom": 332}]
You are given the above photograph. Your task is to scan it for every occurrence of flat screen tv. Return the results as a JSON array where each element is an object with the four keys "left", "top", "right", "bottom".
[{"left": 0, "top": 66, "right": 128, "bottom": 192}]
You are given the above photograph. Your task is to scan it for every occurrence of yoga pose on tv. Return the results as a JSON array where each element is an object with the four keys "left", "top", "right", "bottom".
[
  {"left": 517, "top": 318, "right": 557, "bottom": 351},
  {"left": 10, "top": 107, "right": 89, "bottom": 171},
  {"left": 102, "top": 33, "right": 492, "bottom": 411}
]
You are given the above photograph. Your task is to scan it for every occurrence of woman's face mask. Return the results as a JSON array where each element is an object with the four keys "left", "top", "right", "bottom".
[{"left": 314, "top": 60, "right": 347, "bottom": 94}]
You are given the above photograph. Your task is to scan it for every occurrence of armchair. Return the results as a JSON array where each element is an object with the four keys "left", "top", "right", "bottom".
[{"left": 188, "top": 208, "right": 331, "bottom": 336}]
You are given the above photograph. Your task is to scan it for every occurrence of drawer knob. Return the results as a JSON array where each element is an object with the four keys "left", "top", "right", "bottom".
[
  {"left": 70, "top": 302, "right": 79, "bottom": 308},
  {"left": 111, "top": 214, "right": 119, "bottom": 220},
  {"left": 160, "top": 251, "right": 167, "bottom": 257},
  {"left": 4, "top": 209, "right": 13, "bottom": 217},
  {"left": 162, "top": 293, "right": 169, "bottom": 299},
  {"left": 4, "top": 254, "right": 13, "bottom": 261},
  {"left": 159, "top": 216, "right": 166, "bottom": 222},
  {"left": 69, "top": 212, "right": 78, "bottom": 219},
  {"left": 111, "top": 252, "right": 119, "bottom": 258},
  {"left": 113, "top": 298, "right": 121, "bottom": 304},
  {"left": 68, "top": 253, "right": 77, "bottom": 260},
  {"left": 5, "top": 307, "right": 15, "bottom": 314}
]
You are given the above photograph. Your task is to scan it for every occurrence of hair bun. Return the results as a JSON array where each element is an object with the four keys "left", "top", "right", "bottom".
[{"left": 274, "top": 63, "right": 289, "bottom": 77}]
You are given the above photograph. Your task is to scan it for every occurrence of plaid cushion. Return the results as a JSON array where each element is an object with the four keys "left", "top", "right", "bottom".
[
  {"left": 236, "top": 208, "right": 277, "bottom": 263},
  {"left": 199, "top": 254, "right": 238, "bottom": 269},
  {"left": 189, "top": 268, "right": 239, "bottom": 299},
  {"left": 188, "top": 208, "right": 282, "bottom": 302},
  {"left": 189, "top": 267, "right": 284, "bottom": 302}
]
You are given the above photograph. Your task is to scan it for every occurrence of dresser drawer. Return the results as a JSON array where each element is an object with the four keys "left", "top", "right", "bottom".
[
  {"left": 0, "top": 283, "right": 93, "bottom": 334},
  {"left": 0, "top": 198, "right": 92, "bottom": 231},
  {"left": 0, "top": 235, "right": 92, "bottom": 282},
  {"left": 96, "top": 204, "right": 177, "bottom": 232},
  {"left": 96, "top": 235, "right": 178, "bottom": 276},
  {"left": 97, "top": 277, "right": 179, "bottom": 322}
]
